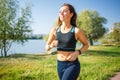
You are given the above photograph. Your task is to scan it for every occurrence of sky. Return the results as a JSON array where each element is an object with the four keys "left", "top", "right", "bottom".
[{"left": 19, "top": 0, "right": 120, "bottom": 34}]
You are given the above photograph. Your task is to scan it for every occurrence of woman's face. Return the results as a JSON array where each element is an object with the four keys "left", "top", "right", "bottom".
[{"left": 59, "top": 6, "right": 73, "bottom": 22}]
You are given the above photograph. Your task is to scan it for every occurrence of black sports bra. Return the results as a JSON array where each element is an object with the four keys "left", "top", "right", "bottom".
[{"left": 55, "top": 26, "right": 77, "bottom": 51}]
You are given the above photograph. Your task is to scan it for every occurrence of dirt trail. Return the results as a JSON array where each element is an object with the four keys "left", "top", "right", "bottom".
[{"left": 110, "top": 72, "right": 120, "bottom": 80}]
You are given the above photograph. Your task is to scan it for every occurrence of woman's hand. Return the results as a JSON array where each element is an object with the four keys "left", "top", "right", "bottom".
[
  {"left": 46, "top": 45, "right": 51, "bottom": 51},
  {"left": 46, "top": 40, "right": 58, "bottom": 51},
  {"left": 50, "top": 40, "right": 58, "bottom": 48},
  {"left": 66, "top": 51, "right": 79, "bottom": 61}
]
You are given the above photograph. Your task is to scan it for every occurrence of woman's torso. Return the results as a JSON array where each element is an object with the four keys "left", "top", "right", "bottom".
[
  {"left": 57, "top": 51, "right": 74, "bottom": 61},
  {"left": 55, "top": 26, "right": 77, "bottom": 61}
]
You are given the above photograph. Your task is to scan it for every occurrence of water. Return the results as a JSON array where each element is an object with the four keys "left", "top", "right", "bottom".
[
  {"left": 93, "top": 41, "right": 101, "bottom": 45},
  {"left": 7, "top": 40, "right": 47, "bottom": 55},
  {"left": 0, "top": 40, "right": 101, "bottom": 56}
]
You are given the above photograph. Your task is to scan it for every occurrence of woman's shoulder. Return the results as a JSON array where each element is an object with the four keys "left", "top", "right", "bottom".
[
  {"left": 50, "top": 26, "right": 60, "bottom": 35},
  {"left": 51, "top": 26, "right": 59, "bottom": 32},
  {"left": 74, "top": 27, "right": 83, "bottom": 33},
  {"left": 74, "top": 27, "right": 87, "bottom": 40}
]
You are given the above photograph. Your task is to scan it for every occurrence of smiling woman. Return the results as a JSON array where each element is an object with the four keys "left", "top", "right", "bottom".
[{"left": 46, "top": 3, "right": 89, "bottom": 80}]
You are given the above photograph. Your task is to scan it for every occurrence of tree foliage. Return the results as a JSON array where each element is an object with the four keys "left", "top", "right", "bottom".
[
  {"left": 110, "top": 22, "right": 120, "bottom": 42},
  {"left": 77, "top": 10, "right": 107, "bottom": 45},
  {"left": 0, "top": 0, "right": 32, "bottom": 57}
]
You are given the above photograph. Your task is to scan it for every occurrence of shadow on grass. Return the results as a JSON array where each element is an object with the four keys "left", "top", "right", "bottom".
[
  {"left": 7, "top": 54, "right": 50, "bottom": 60},
  {"left": 2, "top": 51, "right": 57, "bottom": 60},
  {"left": 85, "top": 50, "right": 120, "bottom": 57}
]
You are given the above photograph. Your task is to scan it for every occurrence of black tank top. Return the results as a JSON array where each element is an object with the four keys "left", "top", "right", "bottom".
[{"left": 56, "top": 26, "right": 77, "bottom": 51}]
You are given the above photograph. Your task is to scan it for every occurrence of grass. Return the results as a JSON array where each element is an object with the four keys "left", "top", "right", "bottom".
[{"left": 0, "top": 45, "right": 120, "bottom": 80}]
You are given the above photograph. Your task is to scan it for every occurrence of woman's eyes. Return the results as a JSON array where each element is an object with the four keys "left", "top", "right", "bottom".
[{"left": 59, "top": 10, "right": 69, "bottom": 13}]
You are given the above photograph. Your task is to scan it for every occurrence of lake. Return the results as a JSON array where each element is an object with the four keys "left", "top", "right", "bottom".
[
  {"left": 0, "top": 40, "right": 101, "bottom": 56},
  {"left": 6, "top": 40, "right": 47, "bottom": 55}
]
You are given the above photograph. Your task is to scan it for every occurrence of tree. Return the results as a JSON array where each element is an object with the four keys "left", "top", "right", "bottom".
[
  {"left": 0, "top": 0, "right": 32, "bottom": 57},
  {"left": 77, "top": 10, "right": 107, "bottom": 45},
  {"left": 110, "top": 22, "right": 120, "bottom": 42}
]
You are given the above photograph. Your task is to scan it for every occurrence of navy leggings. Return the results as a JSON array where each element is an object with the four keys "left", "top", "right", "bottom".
[{"left": 57, "top": 59, "right": 80, "bottom": 80}]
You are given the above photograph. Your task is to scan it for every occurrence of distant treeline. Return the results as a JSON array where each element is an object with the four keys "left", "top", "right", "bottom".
[{"left": 26, "top": 34, "right": 47, "bottom": 39}]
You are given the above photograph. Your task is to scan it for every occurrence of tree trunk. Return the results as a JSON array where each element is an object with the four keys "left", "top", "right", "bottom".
[
  {"left": 0, "top": 47, "right": 3, "bottom": 57},
  {"left": 89, "top": 38, "right": 93, "bottom": 46},
  {"left": 3, "top": 40, "right": 7, "bottom": 57},
  {"left": 88, "top": 34, "right": 93, "bottom": 46},
  {"left": 3, "top": 26, "right": 7, "bottom": 57}
]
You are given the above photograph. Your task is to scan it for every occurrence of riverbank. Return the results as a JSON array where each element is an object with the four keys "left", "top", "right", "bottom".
[{"left": 0, "top": 45, "right": 120, "bottom": 80}]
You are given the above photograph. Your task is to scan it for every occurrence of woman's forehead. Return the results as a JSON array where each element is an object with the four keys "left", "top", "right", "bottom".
[{"left": 60, "top": 6, "right": 69, "bottom": 11}]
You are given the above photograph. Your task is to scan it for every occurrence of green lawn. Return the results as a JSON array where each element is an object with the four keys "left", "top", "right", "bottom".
[{"left": 0, "top": 45, "right": 120, "bottom": 80}]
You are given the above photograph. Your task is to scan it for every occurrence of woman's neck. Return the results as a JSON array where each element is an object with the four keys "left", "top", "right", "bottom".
[{"left": 62, "top": 22, "right": 71, "bottom": 28}]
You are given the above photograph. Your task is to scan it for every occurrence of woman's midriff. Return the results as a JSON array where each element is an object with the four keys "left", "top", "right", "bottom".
[{"left": 57, "top": 51, "right": 74, "bottom": 61}]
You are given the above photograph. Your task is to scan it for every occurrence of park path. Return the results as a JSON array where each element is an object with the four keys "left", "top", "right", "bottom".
[{"left": 110, "top": 72, "right": 120, "bottom": 80}]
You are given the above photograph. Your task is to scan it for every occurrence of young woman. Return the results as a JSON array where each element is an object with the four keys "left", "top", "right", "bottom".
[{"left": 46, "top": 3, "right": 89, "bottom": 80}]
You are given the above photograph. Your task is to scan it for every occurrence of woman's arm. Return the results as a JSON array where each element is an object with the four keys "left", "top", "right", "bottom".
[
  {"left": 66, "top": 27, "right": 89, "bottom": 61},
  {"left": 46, "top": 28, "right": 56, "bottom": 51},
  {"left": 75, "top": 27, "right": 89, "bottom": 53}
]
